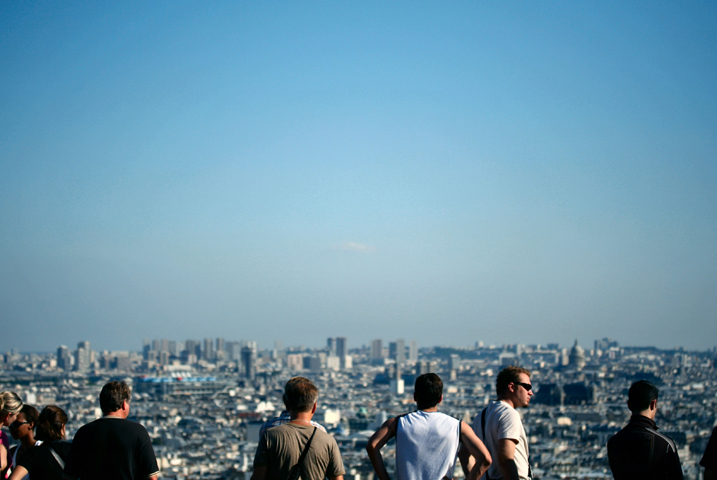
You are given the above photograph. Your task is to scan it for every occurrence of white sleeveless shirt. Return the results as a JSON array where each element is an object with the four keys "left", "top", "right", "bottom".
[{"left": 396, "top": 411, "right": 461, "bottom": 480}]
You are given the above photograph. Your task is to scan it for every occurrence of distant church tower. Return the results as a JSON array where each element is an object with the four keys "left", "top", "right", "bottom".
[{"left": 568, "top": 340, "right": 586, "bottom": 371}]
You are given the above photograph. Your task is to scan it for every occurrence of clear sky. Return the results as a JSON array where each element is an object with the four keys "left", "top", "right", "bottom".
[{"left": 1, "top": 2, "right": 716, "bottom": 353}]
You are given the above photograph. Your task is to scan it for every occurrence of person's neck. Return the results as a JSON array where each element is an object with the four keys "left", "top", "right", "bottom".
[
  {"left": 104, "top": 410, "right": 125, "bottom": 419},
  {"left": 418, "top": 405, "right": 439, "bottom": 413},
  {"left": 289, "top": 411, "right": 314, "bottom": 425},
  {"left": 497, "top": 396, "right": 516, "bottom": 409},
  {"left": 634, "top": 410, "right": 656, "bottom": 421},
  {"left": 20, "top": 436, "right": 36, "bottom": 449}
]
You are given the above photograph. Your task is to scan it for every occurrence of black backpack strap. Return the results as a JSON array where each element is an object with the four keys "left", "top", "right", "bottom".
[
  {"left": 287, "top": 426, "right": 317, "bottom": 480},
  {"left": 298, "top": 427, "right": 317, "bottom": 465}
]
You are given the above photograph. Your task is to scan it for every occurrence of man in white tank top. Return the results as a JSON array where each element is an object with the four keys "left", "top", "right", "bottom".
[{"left": 367, "top": 373, "right": 491, "bottom": 480}]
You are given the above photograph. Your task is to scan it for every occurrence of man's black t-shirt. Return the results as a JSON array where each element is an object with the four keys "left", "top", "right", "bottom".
[
  {"left": 63, "top": 417, "right": 159, "bottom": 480},
  {"left": 18, "top": 440, "right": 72, "bottom": 480}
]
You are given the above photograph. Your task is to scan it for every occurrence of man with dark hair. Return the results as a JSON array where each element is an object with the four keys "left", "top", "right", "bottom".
[
  {"left": 99, "top": 380, "right": 131, "bottom": 414},
  {"left": 367, "top": 373, "right": 491, "bottom": 480},
  {"left": 252, "top": 377, "right": 344, "bottom": 480},
  {"left": 608, "top": 380, "right": 683, "bottom": 480},
  {"left": 460, "top": 366, "right": 532, "bottom": 480},
  {"left": 63, "top": 381, "right": 159, "bottom": 480},
  {"left": 259, "top": 376, "right": 326, "bottom": 438}
]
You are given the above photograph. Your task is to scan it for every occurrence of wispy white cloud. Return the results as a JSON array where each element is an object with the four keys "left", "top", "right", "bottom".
[{"left": 340, "top": 242, "right": 375, "bottom": 253}]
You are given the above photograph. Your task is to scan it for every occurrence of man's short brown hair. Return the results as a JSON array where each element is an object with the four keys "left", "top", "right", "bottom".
[
  {"left": 99, "top": 381, "right": 131, "bottom": 415},
  {"left": 496, "top": 366, "right": 531, "bottom": 395},
  {"left": 282, "top": 377, "right": 319, "bottom": 413}
]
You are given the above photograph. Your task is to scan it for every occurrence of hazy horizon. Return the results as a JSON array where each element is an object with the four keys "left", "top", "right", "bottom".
[{"left": 2, "top": 2, "right": 716, "bottom": 353}]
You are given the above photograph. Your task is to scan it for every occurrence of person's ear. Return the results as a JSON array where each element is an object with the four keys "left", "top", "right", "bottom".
[
  {"left": 438, "top": 395, "right": 443, "bottom": 405},
  {"left": 650, "top": 399, "right": 657, "bottom": 411}
]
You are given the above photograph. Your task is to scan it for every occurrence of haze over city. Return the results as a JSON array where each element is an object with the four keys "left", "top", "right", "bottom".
[{"left": 1, "top": 2, "right": 716, "bottom": 353}]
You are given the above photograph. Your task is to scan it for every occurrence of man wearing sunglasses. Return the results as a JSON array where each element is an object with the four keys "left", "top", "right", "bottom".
[{"left": 460, "top": 366, "right": 533, "bottom": 480}]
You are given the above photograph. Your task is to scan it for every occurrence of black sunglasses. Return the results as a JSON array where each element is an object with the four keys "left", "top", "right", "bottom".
[
  {"left": 10, "top": 420, "right": 30, "bottom": 428},
  {"left": 515, "top": 382, "right": 532, "bottom": 391}
]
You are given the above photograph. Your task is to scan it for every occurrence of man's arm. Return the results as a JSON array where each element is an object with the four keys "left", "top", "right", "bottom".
[
  {"left": 457, "top": 443, "right": 474, "bottom": 479},
  {"left": 366, "top": 417, "right": 398, "bottom": 480},
  {"left": 8, "top": 465, "right": 29, "bottom": 480},
  {"left": 497, "top": 438, "right": 521, "bottom": 480},
  {"left": 459, "top": 421, "right": 492, "bottom": 480},
  {"left": 328, "top": 476, "right": 344, "bottom": 480}
]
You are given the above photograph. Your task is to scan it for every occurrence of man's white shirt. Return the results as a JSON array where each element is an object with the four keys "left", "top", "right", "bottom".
[{"left": 471, "top": 400, "right": 530, "bottom": 480}]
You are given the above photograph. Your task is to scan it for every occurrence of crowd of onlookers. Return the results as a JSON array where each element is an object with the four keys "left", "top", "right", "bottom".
[
  {"left": 2, "top": 373, "right": 716, "bottom": 480},
  {"left": 1, "top": 382, "right": 159, "bottom": 480},
  {"left": 0, "top": 391, "right": 70, "bottom": 480}
]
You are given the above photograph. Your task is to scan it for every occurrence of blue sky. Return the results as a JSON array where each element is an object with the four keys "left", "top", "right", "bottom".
[{"left": 1, "top": 2, "right": 716, "bottom": 353}]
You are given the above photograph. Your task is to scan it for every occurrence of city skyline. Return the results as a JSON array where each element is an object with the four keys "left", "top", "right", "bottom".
[
  {"left": 8, "top": 335, "right": 715, "bottom": 357},
  {"left": 2, "top": 3, "right": 716, "bottom": 353}
]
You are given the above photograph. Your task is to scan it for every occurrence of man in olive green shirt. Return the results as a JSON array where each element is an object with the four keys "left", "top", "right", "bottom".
[{"left": 251, "top": 377, "right": 344, "bottom": 480}]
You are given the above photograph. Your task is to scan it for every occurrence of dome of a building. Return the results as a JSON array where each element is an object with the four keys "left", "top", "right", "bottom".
[{"left": 568, "top": 340, "right": 586, "bottom": 370}]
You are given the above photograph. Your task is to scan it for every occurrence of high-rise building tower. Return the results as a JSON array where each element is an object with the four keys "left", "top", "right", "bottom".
[
  {"left": 336, "top": 337, "right": 347, "bottom": 358},
  {"left": 390, "top": 339, "right": 406, "bottom": 365},
  {"left": 408, "top": 340, "right": 418, "bottom": 363},
  {"left": 336, "top": 337, "right": 348, "bottom": 369},
  {"left": 75, "top": 341, "right": 91, "bottom": 372},
  {"left": 241, "top": 345, "right": 256, "bottom": 380},
  {"left": 57, "top": 345, "right": 71, "bottom": 370},
  {"left": 371, "top": 339, "right": 383, "bottom": 359},
  {"left": 203, "top": 338, "right": 214, "bottom": 361},
  {"left": 327, "top": 338, "right": 337, "bottom": 356}
]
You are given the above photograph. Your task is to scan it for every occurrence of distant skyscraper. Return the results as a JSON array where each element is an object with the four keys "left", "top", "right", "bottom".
[
  {"left": 57, "top": 345, "right": 71, "bottom": 370},
  {"left": 336, "top": 337, "right": 348, "bottom": 369},
  {"left": 371, "top": 339, "right": 383, "bottom": 359},
  {"left": 327, "top": 337, "right": 337, "bottom": 356},
  {"left": 185, "top": 339, "right": 200, "bottom": 357},
  {"left": 203, "top": 338, "right": 214, "bottom": 361},
  {"left": 74, "top": 341, "right": 91, "bottom": 372},
  {"left": 225, "top": 341, "right": 241, "bottom": 361},
  {"left": 215, "top": 338, "right": 225, "bottom": 360},
  {"left": 449, "top": 354, "right": 461, "bottom": 371},
  {"left": 336, "top": 337, "right": 347, "bottom": 357},
  {"left": 241, "top": 345, "right": 256, "bottom": 380},
  {"left": 415, "top": 360, "right": 433, "bottom": 376},
  {"left": 391, "top": 339, "right": 405, "bottom": 365},
  {"left": 408, "top": 340, "right": 418, "bottom": 363}
]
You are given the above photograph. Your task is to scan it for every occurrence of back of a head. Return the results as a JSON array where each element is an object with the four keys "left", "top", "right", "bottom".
[
  {"left": 100, "top": 381, "right": 131, "bottom": 415},
  {"left": 0, "top": 391, "right": 23, "bottom": 414},
  {"left": 19, "top": 404, "right": 40, "bottom": 426},
  {"left": 282, "top": 377, "right": 318, "bottom": 413},
  {"left": 414, "top": 373, "right": 443, "bottom": 410},
  {"left": 36, "top": 405, "right": 68, "bottom": 442},
  {"left": 627, "top": 380, "right": 658, "bottom": 412},
  {"left": 496, "top": 366, "right": 531, "bottom": 396}
]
